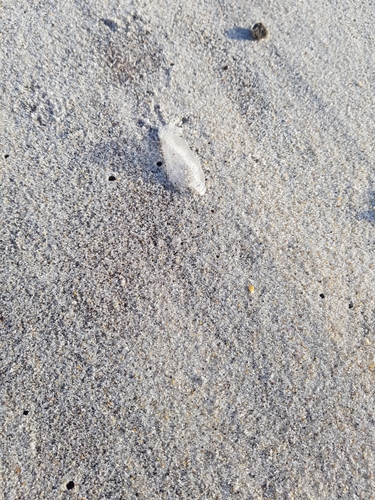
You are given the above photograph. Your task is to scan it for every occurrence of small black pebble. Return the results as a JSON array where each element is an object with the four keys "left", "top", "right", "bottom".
[
  {"left": 66, "top": 481, "right": 75, "bottom": 490},
  {"left": 23, "top": 410, "right": 29, "bottom": 415},
  {"left": 4, "top": 154, "right": 9, "bottom": 159},
  {"left": 223, "top": 65, "right": 228, "bottom": 70},
  {"left": 320, "top": 294, "right": 325, "bottom": 299},
  {"left": 108, "top": 176, "right": 116, "bottom": 181},
  {"left": 349, "top": 302, "right": 353, "bottom": 309},
  {"left": 252, "top": 23, "right": 268, "bottom": 41},
  {"left": 156, "top": 161, "right": 162, "bottom": 166}
]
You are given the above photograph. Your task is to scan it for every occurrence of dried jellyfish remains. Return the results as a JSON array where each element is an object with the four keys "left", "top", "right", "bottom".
[{"left": 158, "top": 124, "right": 206, "bottom": 195}]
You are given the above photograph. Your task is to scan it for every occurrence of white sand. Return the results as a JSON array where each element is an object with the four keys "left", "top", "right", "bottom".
[{"left": 1, "top": 0, "right": 374, "bottom": 497}]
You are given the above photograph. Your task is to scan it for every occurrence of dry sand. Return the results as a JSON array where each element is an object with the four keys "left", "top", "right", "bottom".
[{"left": 1, "top": 0, "right": 375, "bottom": 498}]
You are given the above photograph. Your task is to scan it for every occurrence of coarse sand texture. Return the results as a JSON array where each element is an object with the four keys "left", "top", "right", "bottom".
[{"left": 1, "top": 0, "right": 375, "bottom": 498}]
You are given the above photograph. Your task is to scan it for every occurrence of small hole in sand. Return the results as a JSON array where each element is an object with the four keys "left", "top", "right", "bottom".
[{"left": 66, "top": 481, "right": 75, "bottom": 490}]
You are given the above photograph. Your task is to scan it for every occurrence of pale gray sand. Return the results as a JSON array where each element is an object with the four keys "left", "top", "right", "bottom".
[{"left": 1, "top": 0, "right": 375, "bottom": 498}]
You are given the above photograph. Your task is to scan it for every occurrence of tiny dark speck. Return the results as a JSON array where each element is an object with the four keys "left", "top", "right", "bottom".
[
  {"left": 349, "top": 302, "right": 354, "bottom": 309},
  {"left": 101, "top": 18, "right": 118, "bottom": 32},
  {"left": 4, "top": 154, "right": 9, "bottom": 159},
  {"left": 66, "top": 481, "right": 75, "bottom": 490},
  {"left": 223, "top": 65, "right": 228, "bottom": 70},
  {"left": 156, "top": 161, "right": 162, "bottom": 167},
  {"left": 108, "top": 175, "right": 116, "bottom": 181},
  {"left": 320, "top": 294, "right": 325, "bottom": 299},
  {"left": 252, "top": 23, "right": 268, "bottom": 41},
  {"left": 23, "top": 410, "right": 29, "bottom": 415}
]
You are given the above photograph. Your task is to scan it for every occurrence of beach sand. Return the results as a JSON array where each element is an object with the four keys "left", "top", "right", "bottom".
[{"left": 1, "top": 0, "right": 374, "bottom": 497}]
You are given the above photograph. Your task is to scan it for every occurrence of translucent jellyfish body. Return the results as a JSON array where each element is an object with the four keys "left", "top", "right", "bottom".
[{"left": 158, "top": 124, "right": 206, "bottom": 195}]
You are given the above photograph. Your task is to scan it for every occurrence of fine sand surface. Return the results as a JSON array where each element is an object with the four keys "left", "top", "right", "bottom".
[{"left": 1, "top": 0, "right": 375, "bottom": 498}]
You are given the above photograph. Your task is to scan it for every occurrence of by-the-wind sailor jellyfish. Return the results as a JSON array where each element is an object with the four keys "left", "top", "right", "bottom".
[{"left": 158, "top": 124, "right": 206, "bottom": 195}]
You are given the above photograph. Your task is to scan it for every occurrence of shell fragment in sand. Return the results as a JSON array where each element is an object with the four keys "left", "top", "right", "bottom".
[{"left": 158, "top": 124, "right": 206, "bottom": 195}]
